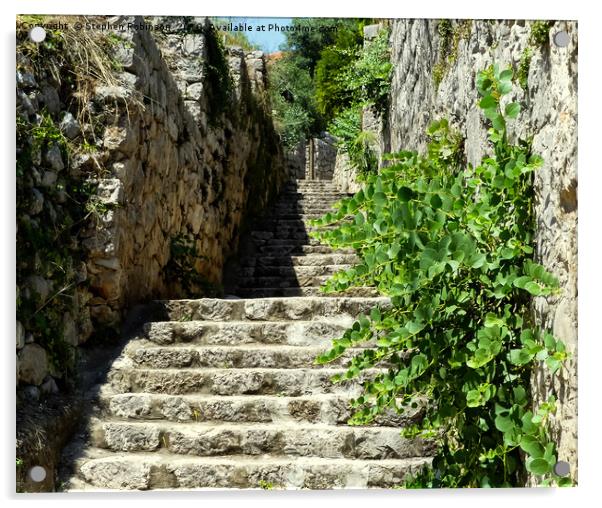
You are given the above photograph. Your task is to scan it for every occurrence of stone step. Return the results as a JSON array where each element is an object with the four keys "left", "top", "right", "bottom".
[
  {"left": 88, "top": 419, "right": 430, "bottom": 460},
  {"left": 249, "top": 237, "right": 327, "bottom": 246},
  {"left": 236, "top": 275, "right": 332, "bottom": 289},
  {"left": 101, "top": 393, "right": 420, "bottom": 426},
  {"left": 249, "top": 224, "right": 338, "bottom": 236},
  {"left": 239, "top": 264, "right": 351, "bottom": 278},
  {"left": 143, "top": 319, "right": 354, "bottom": 346},
  {"left": 65, "top": 450, "right": 431, "bottom": 490},
  {"left": 255, "top": 213, "right": 340, "bottom": 221},
  {"left": 240, "top": 254, "right": 359, "bottom": 267},
  {"left": 272, "top": 199, "right": 341, "bottom": 206},
  {"left": 253, "top": 217, "right": 347, "bottom": 227},
  {"left": 107, "top": 367, "right": 384, "bottom": 396},
  {"left": 233, "top": 287, "right": 379, "bottom": 298},
  {"left": 124, "top": 343, "right": 365, "bottom": 369},
  {"left": 282, "top": 188, "right": 339, "bottom": 195},
  {"left": 286, "top": 183, "right": 338, "bottom": 187},
  {"left": 249, "top": 231, "right": 318, "bottom": 242},
  {"left": 270, "top": 201, "right": 334, "bottom": 211},
  {"left": 286, "top": 188, "right": 340, "bottom": 192},
  {"left": 256, "top": 244, "right": 354, "bottom": 255},
  {"left": 288, "top": 179, "right": 338, "bottom": 185},
  {"left": 277, "top": 193, "right": 346, "bottom": 201},
  {"left": 151, "top": 296, "right": 390, "bottom": 322}
]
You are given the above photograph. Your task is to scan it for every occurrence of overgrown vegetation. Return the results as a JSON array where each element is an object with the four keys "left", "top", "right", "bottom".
[
  {"left": 515, "top": 21, "right": 553, "bottom": 91},
  {"left": 16, "top": 110, "right": 86, "bottom": 381},
  {"left": 268, "top": 18, "right": 374, "bottom": 148},
  {"left": 311, "top": 65, "right": 570, "bottom": 487},
  {"left": 516, "top": 47, "right": 533, "bottom": 91},
  {"left": 325, "top": 27, "right": 392, "bottom": 177},
  {"left": 433, "top": 19, "right": 472, "bottom": 88},
  {"left": 195, "top": 22, "right": 234, "bottom": 126},
  {"left": 16, "top": 16, "right": 124, "bottom": 382},
  {"left": 530, "top": 21, "right": 553, "bottom": 47}
]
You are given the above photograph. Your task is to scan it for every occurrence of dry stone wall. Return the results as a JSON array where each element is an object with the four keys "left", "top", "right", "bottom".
[
  {"left": 307, "top": 134, "right": 338, "bottom": 180},
  {"left": 382, "top": 19, "right": 578, "bottom": 477},
  {"left": 285, "top": 134, "right": 338, "bottom": 181},
  {"left": 16, "top": 16, "right": 286, "bottom": 390},
  {"left": 81, "top": 16, "right": 286, "bottom": 321}
]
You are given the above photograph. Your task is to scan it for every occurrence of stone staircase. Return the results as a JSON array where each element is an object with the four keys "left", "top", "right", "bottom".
[
  {"left": 227, "top": 179, "right": 377, "bottom": 298},
  {"left": 60, "top": 179, "right": 432, "bottom": 490}
]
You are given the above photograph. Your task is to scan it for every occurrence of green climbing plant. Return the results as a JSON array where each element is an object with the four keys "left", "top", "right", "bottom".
[{"left": 311, "top": 64, "right": 570, "bottom": 487}]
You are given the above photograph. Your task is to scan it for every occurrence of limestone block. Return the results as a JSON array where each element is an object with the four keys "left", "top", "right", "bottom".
[
  {"left": 59, "top": 112, "right": 81, "bottom": 139},
  {"left": 18, "top": 344, "right": 49, "bottom": 386},
  {"left": 16, "top": 320, "right": 25, "bottom": 350}
]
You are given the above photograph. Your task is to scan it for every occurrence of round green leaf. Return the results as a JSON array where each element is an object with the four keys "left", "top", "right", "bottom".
[
  {"left": 520, "top": 435, "right": 545, "bottom": 458},
  {"left": 505, "top": 102, "right": 521, "bottom": 119},
  {"left": 527, "top": 457, "right": 552, "bottom": 475}
]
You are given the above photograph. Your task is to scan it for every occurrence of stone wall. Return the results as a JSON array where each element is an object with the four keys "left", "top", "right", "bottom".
[
  {"left": 383, "top": 19, "right": 578, "bottom": 478},
  {"left": 80, "top": 16, "right": 286, "bottom": 322},
  {"left": 332, "top": 150, "right": 360, "bottom": 194},
  {"left": 307, "top": 134, "right": 337, "bottom": 180},
  {"left": 285, "top": 140, "right": 306, "bottom": 180},
  {"left": 285, "top": 134, "right": 338, "bottom": 181},
  {"left": 16, "top": 15, "right": 286, "bottom": 390}
]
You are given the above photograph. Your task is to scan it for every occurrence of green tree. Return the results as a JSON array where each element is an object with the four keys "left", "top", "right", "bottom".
[
  {"left": 282, "top": 18, "right": 364, "bottom": 76},
  {"left": 269, "top": 55, "right": 321, "bottom": 147},
  {"left": 314, "top": 26, "right": 363, "bottom": 121}
]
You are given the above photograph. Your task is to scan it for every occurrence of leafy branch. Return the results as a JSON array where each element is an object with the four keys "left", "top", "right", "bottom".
[{"left": 311, "top": 65, "right": 570, "bottom": 488}]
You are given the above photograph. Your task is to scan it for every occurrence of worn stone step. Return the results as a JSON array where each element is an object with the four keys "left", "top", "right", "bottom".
[
  {"left": 250, "top": 231, "right": 320, "bottom": 242},
  {"left": 236, "top": 275, "right": 332, "bottom": 288},
  {"left": 107, "top": 366, "right": 384, "bottom": 396},
  {"left": 101, "top": 393, "right": 420, "bottom": 426},
  {"left": 256, "top": 244, "right": 354, "bottom": 255},
  {"left": 250, "top": 225, "right": 338, "bottom": 236},
  {"left": 271, "top": 204, "right": 338, "bottom": 212},
  {"left": 285, "top": 185, "right": 339, "bottom": 191},
  {"left": 152, "top": 296, "right": 390, "bottom": 322},
  {"left": 256, "top": 213, "right": 340, "bottom": 221},
  {"left": 124, "top": 343, "right": 365, "bottom": 369},
  {"left": 233, "top": 287, "right": 379, "bottom": 298},
  {"left": 240, "top": 254, "right": 359, "bottom": 267},
  {"left": 287, "top": 179, "right": 339, "bottom": 186},
  {"left": 282, "top": 188, "right": 339, "bottom": 195},
  {"left": 277, "top": 194, "right": 346, "bottom": 202},
  {"left": 239, "top": 264, "right": 351, "bottom": 278},
  {"left": 273, "top": 200, "right": 341, "bottom": 207},
  {"left": 254, "top": 216, "right": 349, "bottom": 226},
  {"left": 251, "top": 220, "right": 340, "bottom": 230},
  {"left": 143, "top": 319, "right": 354, "bottom": 346},
  {"left": 65, "top": 450, "right": 432, "bottom": 490},
  {"left": 249, "top": 236, "right": 327, "bottom": 246},
  {"left": 88, "top": 420, "right": 430, "bottom": 460}
]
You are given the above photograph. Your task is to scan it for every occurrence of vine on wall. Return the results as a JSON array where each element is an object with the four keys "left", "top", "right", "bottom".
[{"left": 312, "top": 65, "right": 570, "bottom": 487}]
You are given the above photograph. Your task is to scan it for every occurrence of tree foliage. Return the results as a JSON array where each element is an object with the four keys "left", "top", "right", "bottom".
[
  {"left": 269, "top": 55, "right": 320, "bottom": 147},
  {"left": 311, "top": 65, "right": 570, "bottom": 488}
]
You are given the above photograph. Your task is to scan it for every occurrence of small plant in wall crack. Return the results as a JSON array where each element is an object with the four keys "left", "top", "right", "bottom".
[{"left": 311, "top": 65, "right": 570, "bottom": 487}]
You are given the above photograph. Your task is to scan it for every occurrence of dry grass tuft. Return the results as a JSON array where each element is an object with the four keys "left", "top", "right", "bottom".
[{"left": 16, "top": 15, "right": 139, "bottom": 138}]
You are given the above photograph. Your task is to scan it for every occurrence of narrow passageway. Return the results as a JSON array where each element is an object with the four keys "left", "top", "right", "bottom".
[{"left": 58, "top": 178, "right": 432, "bottom": 490}]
